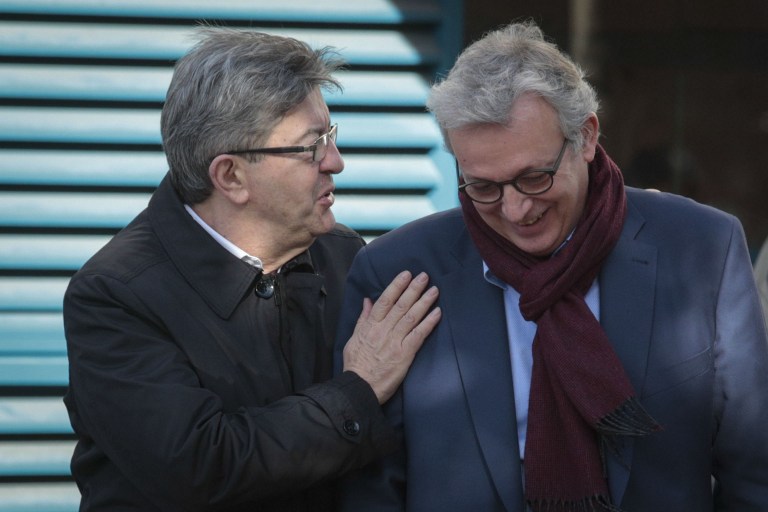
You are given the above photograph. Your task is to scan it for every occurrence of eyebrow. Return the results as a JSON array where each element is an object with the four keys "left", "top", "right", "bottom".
[
  {"left": 460, "top": 164, "right": 531, "bottom": 183},
  {"left": 461, "top": 147, "right": 562, "bottom": 182}
]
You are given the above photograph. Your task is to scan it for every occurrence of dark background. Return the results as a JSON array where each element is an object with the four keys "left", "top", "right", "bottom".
[{"left": 462, "top": 0, "right": 768, "bottom": 256}]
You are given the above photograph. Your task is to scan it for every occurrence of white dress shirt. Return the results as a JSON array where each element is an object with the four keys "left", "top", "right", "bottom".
[{"left": 184, "top": 204, "right": 264, "bottom": 269}]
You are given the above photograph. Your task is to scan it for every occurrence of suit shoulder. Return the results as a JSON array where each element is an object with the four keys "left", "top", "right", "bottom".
[
  {"left": 349, "top": 208, "right": 471, "bottom": 278},
  {"left": 626, "top": 187, "right": 738, "bottom": 233},
  {"left": 624, "top": 188, "right": 746, "bottom": 269},
  {"left": 368, "top": 208, "right": 465, "bottom": 247}
]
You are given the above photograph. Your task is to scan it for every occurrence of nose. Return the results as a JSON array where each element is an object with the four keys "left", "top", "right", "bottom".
[
  {"left": 499, "top": 183, "right": 534, "bottom": 222},
  {"left": 319, "top": 139, "right": 344, "bottom": 175}
]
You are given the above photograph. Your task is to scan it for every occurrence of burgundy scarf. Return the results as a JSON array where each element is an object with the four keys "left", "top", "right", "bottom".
[{"left": 460, "top": 144, "right": 660, "bottom": 512}]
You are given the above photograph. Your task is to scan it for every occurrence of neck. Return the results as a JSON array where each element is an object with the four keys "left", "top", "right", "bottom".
[{"left": 190, "top": 200, "right": 312, "bottom": 274}]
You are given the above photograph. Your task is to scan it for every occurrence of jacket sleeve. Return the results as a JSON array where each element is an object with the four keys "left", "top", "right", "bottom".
[
  {"left": 333, "top": 246, "right": 408, "bottom": 511},
  {"left": 711, "top": 218, "right": 768, "bottom": 509},
  {"left": 63, "top": 270, "right": 397, "bottom": 511}
]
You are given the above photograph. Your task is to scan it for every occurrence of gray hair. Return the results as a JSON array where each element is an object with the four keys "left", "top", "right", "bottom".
[
  {"left": 161, "top": 28, "right": 344, "bottom": 204},
  {"left": 427, "top": 20, "right": 598, "bottom": 152}
]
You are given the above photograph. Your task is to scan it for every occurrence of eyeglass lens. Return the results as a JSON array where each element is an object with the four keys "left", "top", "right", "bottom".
[
  {"left": 460, "top": 138, "right": 567, "bottom": 203},
  {"left": 313, "top": 125, "right": 338, "bottom": 162},
  {"left": 464, "top": 171, "right": 554, "bottom": 202}
]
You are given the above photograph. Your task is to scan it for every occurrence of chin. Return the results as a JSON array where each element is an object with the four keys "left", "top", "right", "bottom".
[{"left": 313, "top": 213, "right": 337, "bottom": 235}]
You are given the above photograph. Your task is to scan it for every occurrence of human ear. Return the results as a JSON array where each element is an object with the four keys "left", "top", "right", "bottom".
[
  {"left": 580, "top": 113, "right": 600, "bottom": 163},
  {"left": 208, "top": 154, "right": 249, "bottom": 205}
]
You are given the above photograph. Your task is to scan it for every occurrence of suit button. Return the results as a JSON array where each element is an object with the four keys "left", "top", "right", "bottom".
[{"left": 343, "top": 419, "right": 361, "bottom": 436}]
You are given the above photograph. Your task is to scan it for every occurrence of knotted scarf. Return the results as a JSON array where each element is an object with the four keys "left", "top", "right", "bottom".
[{"left": 460, "top": 143, "right": 660, "bottom": 512}]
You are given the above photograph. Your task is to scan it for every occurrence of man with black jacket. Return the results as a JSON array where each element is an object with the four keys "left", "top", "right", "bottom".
[{"left": 63, "top": 29, "right": 441, "bottom": 511}]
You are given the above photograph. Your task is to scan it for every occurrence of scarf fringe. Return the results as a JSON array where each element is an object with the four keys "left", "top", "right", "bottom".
[
  {"left": 528, "top": 494, "right": 623, "bottom": 512},
  {"left": 596, "top": 397, "right": 661, "bottom": 436}
]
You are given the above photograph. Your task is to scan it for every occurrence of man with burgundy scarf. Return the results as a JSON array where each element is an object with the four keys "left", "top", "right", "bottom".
[{"left": 334, "top": 20, "right": 768, "bottom": 512}]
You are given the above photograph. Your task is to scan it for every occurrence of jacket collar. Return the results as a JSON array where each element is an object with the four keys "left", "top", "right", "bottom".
[{"left": 148, "top": 174, "right": 262, "bottom": 319}]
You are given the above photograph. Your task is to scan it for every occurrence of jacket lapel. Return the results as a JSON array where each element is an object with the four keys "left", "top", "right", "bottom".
[
  {"left": 599, "top": 198, "right": 657, "bottom": 504},
  {"left": 442, "top": 230, "right": 526, "bottom": 511}
]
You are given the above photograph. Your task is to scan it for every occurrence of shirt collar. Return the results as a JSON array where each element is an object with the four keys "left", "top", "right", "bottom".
[
  {"left": 149, "top": 175, "right": 261, "bottom": 319},
  {"left": 184, "top": 204, "right": 264, "bottom": 270}
]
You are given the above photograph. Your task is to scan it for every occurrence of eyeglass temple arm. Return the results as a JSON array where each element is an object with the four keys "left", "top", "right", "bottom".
[
  {"left": 454, "top": 158, "right": 465, "bottom": 186},
  {"left": 228, "top": 145, "right": 315, "bottom": 155}
]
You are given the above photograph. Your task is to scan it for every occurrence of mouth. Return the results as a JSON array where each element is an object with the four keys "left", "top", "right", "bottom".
[
  {"left": 319, "top": 188, "right": 335, "bottom": 203},
  {"left": 519, "top": 210, "right": 545, "bottom": 226}
]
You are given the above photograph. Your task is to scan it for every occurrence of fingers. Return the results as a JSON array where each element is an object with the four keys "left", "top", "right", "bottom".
[
  {"left": 406, "top": 300, "right": 442, "bottom": 348},
  {"left": 368, "top": 271, "right": 431, "bottom": 325},
  {"left": 343, "top": 271, "right": 441, "bottom": 404},
  {"left": 391, "top": 284, "right": 439, "bottom": 343},
  {"left": 366, "top": 270, "right": 414, "bottom": 322},
  {"left": 393, "top": 303, "right": 442, "bottom": 373},
  {"left": 360, "top": 297, "right": 373, "bottom": 319}
]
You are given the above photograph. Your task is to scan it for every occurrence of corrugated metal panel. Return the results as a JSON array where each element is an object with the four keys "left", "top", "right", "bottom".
[
  {"left": 0, "top": 65, "right": 431, "bottom": 106},
  {"left": 0, "top": 398, "right": 72, "bottom": 434},
  {"left": 0, "top": 0, "right": 442, "bottom": 24},
  {"left": 0, "top": 22, "right": 441, "bottom": 64}
]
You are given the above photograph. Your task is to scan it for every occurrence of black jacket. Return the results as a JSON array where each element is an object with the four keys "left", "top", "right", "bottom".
[{"left": 63, "top": 174, "right": 396, "bottom": 511}]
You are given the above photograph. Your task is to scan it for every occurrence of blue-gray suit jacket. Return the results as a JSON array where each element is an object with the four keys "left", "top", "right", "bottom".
[{"left": 334, "top": 187, "right": 768, "bottom": 511}]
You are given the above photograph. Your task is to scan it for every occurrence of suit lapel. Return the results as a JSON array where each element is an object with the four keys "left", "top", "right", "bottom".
[
  {"left": 599, "top": 199, "right": 657, "bottom": 504},
  {"left": 442, "top": 232, "right": 525, "bottom": 511}
]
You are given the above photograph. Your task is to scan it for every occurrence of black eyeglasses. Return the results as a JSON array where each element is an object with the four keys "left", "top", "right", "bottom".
[
  {"left": 225, "top": 124, "right": 338, "bottom": 163},
  {"left": 458, "top": 138, "right": 569, "bottom": 204}
]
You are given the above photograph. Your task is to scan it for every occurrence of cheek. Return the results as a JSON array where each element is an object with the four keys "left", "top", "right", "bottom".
[
  {"left": 472, "top": 200, "right": 498, "bottom": 216},
  {"left": 475, "top": 204, "right": 508, "bottom": 229},
  {"left": 551, "top": 175, "right": 588, "bottom": 224},
  {"left": 270, "top": 174, "right": 309, "bottom": 200}
]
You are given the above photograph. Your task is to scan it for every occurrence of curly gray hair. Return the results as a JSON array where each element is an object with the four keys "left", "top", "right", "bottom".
[{"left": 427, "top": 20, "right": 598, "bottom": 152}]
